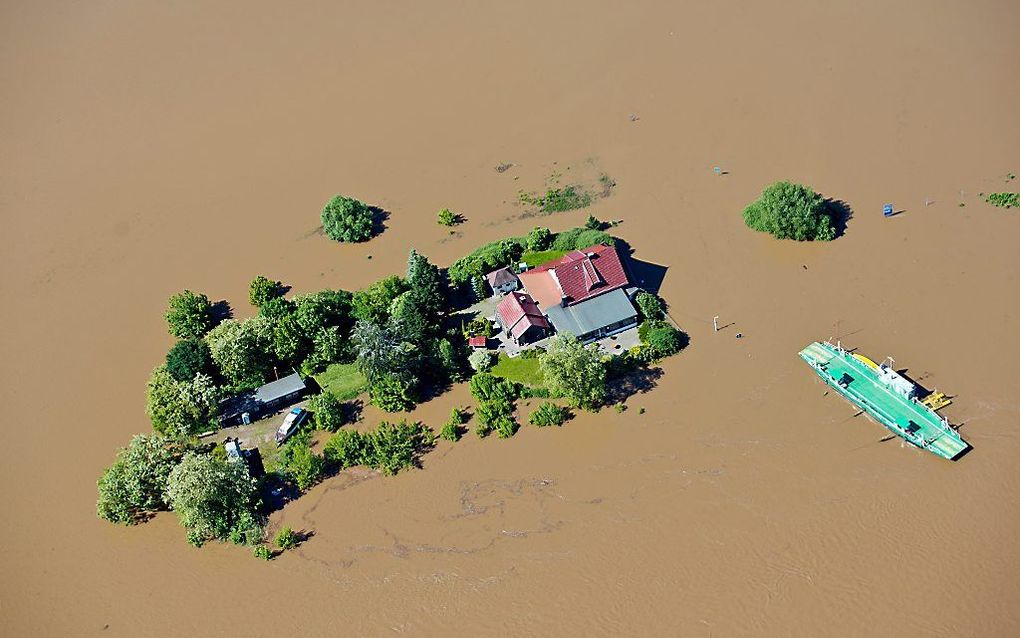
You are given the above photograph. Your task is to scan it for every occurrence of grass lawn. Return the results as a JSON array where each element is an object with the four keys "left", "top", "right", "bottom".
[
  {"left": 490, "top": 353, "right": 544, "bottom": 387},
  {"left": 521, "top": 249, "right": 569, "bottom": 268},
  {"left": 313, "top": 362, "right": 368, "bottom": 400}
]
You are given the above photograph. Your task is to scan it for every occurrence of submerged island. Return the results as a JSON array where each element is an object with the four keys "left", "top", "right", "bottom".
[{"left": 97, "top": 216, "right": 687, "bottom": 558}]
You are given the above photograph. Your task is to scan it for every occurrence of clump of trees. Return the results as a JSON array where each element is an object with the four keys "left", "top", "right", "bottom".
[
  {"left": 440, "top": 407, "right": 469, "bottom": 441},
  {"left": 275, "top": 526, "right": 299, "bottom": 551},
  {"left": 321, "top": 195, "right": 375, "bottom": 243},
  {"left": 468, "top": 349, "right": 493, "bottom": 372},
  {"left": 437, "top": 208, "right": 460, "bottom": 226},
  {"left": 278, "top": 432, "right": 326, "bottom": 491},
  {"left": 742, "top": 181, "right": 836, "bottom": 241},
  {"left": 96, "top": 434, "right": 184, "bottom": 525},
  {"left": 249, "top": 275, "right": 283, "bottom": 307},
  {"left": 307, "top": 391, "right": 347, "bottom": 432},
  {"left": 639, "top": 321, "right": 688, "bottom": 360},
  {"left": 322, "top": 420, "right": 435, "bottom": 475},
  {"left": 166, "top": 453, "right": 264, "bottom": 547},
  {"left": 165, "top": 338, "right": 214, "bottom": 382},
  {"left": 634, "top": 291, "right": 665, "bottom": 321},
  {"left": 529, "top": 402, "right": 570, "bottom": 427},
  {"left": 447, "top": 224, "right": 614, "bottom": 285},
  {"left": 165, "top": 290, "right": 215, "bottom": 339},
  {"left": 539, "top": 334, "right": 607, "bottom": 410},
  {"left": 469, "top": 373, "right": 521, "bottom": 438},
  {"left": 145, "top": 366, "right": 220, "bottom": 438}
]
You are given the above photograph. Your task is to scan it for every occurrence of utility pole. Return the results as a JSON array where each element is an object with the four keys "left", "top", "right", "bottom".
[{"left": 713, "top": 316, "right": 719, "bottom": 332}]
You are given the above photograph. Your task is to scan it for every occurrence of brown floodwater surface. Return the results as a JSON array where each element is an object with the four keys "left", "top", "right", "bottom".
[{"left": 2, "top": 0, "right": 1019, "bottom": 635}]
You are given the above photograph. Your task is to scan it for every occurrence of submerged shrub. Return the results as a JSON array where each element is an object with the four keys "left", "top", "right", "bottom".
[
  {"left": 742, "top": 181, "right": 835, "bottom": 241},
  {"left": 529, "top": 402, "right": 570, "bottom": 427}
]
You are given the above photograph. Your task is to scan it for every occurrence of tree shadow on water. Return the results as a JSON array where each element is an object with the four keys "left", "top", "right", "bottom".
[
  {"left": 369, "top": 206, "right": 390, "bottom": 239},
  {"left": 606, "top": 366, "right": 664, "bottom": 404},
  {"left": 826, "top": 199, "right": 853, "bottom": 238}
]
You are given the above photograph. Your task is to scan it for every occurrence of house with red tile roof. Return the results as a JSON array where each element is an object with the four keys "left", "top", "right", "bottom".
[
  {"left": 518, "top": 244, "right": 630, "bottom": 309},
  {"left": 517, "top": 244, "right": 640, "bottom": 343},
  {"left": 495, "top": 291, "right": 551, "bottom": 345}
]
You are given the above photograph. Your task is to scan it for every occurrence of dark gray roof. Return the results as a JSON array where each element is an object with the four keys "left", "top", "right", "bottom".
[
  {"left": 546, "top": 288, "right": 637, "bottom": 338},
  {"left": 254, "top": 372, "right": 307, "bottom": 403},
  {"left": 486, "top": 267, "right": 518, "bottom": 287}
]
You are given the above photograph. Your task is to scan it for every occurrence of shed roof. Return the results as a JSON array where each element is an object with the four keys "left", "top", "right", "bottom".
[
  {"left": 545, "top": 288, "right": 637, "bottom": 338},
  {"left": 254, "top": 372, "right": 307, "bottom": 403},
  {"left": 485, "top": 267, "right": 518, "bottom": 288}
]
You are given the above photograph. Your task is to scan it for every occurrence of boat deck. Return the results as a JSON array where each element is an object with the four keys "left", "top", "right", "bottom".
[{"left": 799, "top": 342, "right": 968, "bottom": 460}]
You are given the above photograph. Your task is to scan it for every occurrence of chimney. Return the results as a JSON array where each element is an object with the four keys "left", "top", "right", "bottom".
[{"left": 561, "top": 295, "right": 569, "bottom": 308}]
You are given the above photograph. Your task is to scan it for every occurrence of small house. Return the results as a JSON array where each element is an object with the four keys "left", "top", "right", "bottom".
[
  {"left": 495, "top": 292, "right": 550, "bottom": 345},
  {"left": 485, "top": 267, "right": 519, "bottom": 296},
  {"left": 468, "top": 335, "right": 488, "bottom": 349},
  {"left": 218, "top": 372, "right": 309, "bottom": 426}
]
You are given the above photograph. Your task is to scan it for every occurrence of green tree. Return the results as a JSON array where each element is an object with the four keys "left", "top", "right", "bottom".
[
  {"left": 433, "top": 338, "right": 464, "bottom": 382},
  {"left": 253, "top": 545, "right": 273, "bottom": 560},
  {"left": 96, "top": 434, "right": 183, "bottom": 525},
  {"left": 165, "top": 338, "right": 214, "bottom": 383},
  {"left": 205, "top": 318, "right": 274, "bottom": 388},
  {"left": 468, "top": 349, "right": 493, "bottom": 372},
  {"left": 281, "top": 436, "right": 325, "bottom": 491},
  {"left": 539, "top": 334, "right": 607, "bottom": 409},
  {"left": 275, "top": 526, "right": 298, "bottom": 550},
  {"left": 388, "top": 291, "right": 432, "bottom": 342},
  {"left": 352, "top": 321, "right": 419, "bottom": 383},
  {"left": 258, "top": 296, "right": 296, "bottom": 323},
  {"left": 304, "top": 326, "right": 345, "bottom": 373},
  {"left": 743, "top": 181, "right": 835, "bottom": 241},
  {"left": 476, "top": 398, "right": 517, "bottom": 438},
  {"left": 146, "top": 367, "right": 220, "bottom": 438},
  {"left": 321, "top": 195, "right": 374, "bottom": 243},
  {"left": 526, "top": 226, "right": 552, "bottom": 252},
  {"left": 437, "top": 208, "right": 457, "bottom": 226},
  {"left": 405, "top": 250, "right": 446, "bottom": 317},
  {"left": 293, "top": 289, "right": 353, "bottom": 336},
  {"left": 634, "top": 291, "right": 665, "bottom": 321},
  {"left": 249, "top": 275, "right": 281, "bottom": 307},
  {"left": 273, "top": 313, "right": 310, "bottom": 367},
  {"left": 308, "top": 391, "right": 346, "bottom": 432},
  {"left": 323, "top": 429, "right": 368, "bottom": 469},
  {"left": 641, "top": 320, "right": 687, "bottom": 359},
  {"left": 529, "top": 402, "right": 570, "bottom": 427},
  {"left": 364, "top": 420, "right": 435, "bottom": 475},
  {"left": 166, "top": 453, "right": 263, "bottom": 547},
  {"left": 369, "top": 373, "right": 417, "bottom": 412},
  {"left": 585, "top": 214, "right": 602, "bottom": 230},
  {"left": 165, "top": 290, "right": 214, "bottom": 339},
  {"left": 469, "top": 373, "right": 519, "bottom": 403},
  {"left": 439, "top": 407, "right": 468, "bottom": 442},
  {"left": 352, "top": 275, "right": 406, "bottom": 325}
]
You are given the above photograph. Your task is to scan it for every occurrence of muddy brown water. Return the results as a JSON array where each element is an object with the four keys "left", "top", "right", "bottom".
[{"left": 2, "top": 1, "right": 1019, "bottom": 635}]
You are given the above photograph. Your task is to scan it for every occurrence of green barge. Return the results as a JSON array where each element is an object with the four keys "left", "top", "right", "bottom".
[{"left": 799, "top": 341, "right": 969, "bottom": 460}]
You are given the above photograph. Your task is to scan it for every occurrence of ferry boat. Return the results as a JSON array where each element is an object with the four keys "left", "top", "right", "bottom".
[{"left": 799, "top": 341, "right": 969, "bottom": 460}]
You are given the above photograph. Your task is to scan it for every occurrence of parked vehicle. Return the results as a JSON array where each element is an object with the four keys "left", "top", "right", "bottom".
[{"left": 275, "top": 407, "right": 307, "bottom": 445}]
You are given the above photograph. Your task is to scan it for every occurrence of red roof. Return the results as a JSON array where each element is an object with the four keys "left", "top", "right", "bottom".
[
  {"left": 468, "top": 335, "right": 487, "bottom": 347},
  {"left": 496, "top": 292, "right": 550, "bottom": 336},
  {"left": 529, "top": 244, "right": 629, "bottom": 306}
]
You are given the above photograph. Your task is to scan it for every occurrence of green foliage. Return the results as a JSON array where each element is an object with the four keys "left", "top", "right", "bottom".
[
  {"left": 529, "top": 402, "right": 570, "bottom": 427},
  {"left": 323, "top": 420, "right": 434, "bottom": 475},
  {"left": 448, "top": 237, "right": 526, "bottom": 284},
  {"left": 614, "top": 403, "right": 626, "bottom": 413},
  {"left": 634, "top": 291, "right": 665, "bottom": 321},
  {"left": 742, "top": 181, "right": 835, "bottom": 241},
  {"left": 166, "top": 453, "right": 263, "bottom": 547},
  {"left": 585, "top": 214, "right": 602, "bottom": 230},
  {"left": 253, "top": 545, "right": 273, "bottom": 560},
  {"left": 405, "top": 250, "right": 446, "bottom": 318},
  {"left": 96, "top": 434, "right": 182, "bottom": 525},
  {"left": 437, "top": 208, "right": 458, "bottom": 226},
  {"left": 468, "top": 349, "right": 493, "bottom": 372},
  {"left": 323, "top": 429, "right": 368, "bottom": 469},
  {"left": 272, "top": 314, "right": 309, "bottom": 367},
  {"left": 165, "top": 338, "right": 214, "bottom": 383},
  {"left": 321, "top": 195, "right": 374, "bottom": 243},
  {"left": 249, "top": 275, "right": 281, "bottom": 307},
  {"left": 293, "top": 289, "right": 353, "bottom": 336},
  {"left": 475, "top": 421, "right": 493, "bottom": 438},
  {"left": 258, "top": 296, "right": 296, "bottom": 323},
  {"left": 641, "top": 320, "right": 687, "bottom": 360},
  {"left": 476, "top": 397, "right": 517, "bottom": 438},
  {"left": 464, "top": 317, "right": 494, "bottom": 338},
  {"left": 275, "top": 526, "right": 298, "bottom": 550},
  {"left": 304, "top": 326, "right": 345, "bottom": 373},
  {"left": 370, "top": 373, "right": 417, "bottom": 412},
  {"left": 539, "top": 334, "right": 607, "bottom": 410},
  {"left": 280, "top": 434, "right": 325, "bottom": 491},
  {"left": 205, "top": 318, "right": 274, "bottom": 389},
  {"left": 352, "top": 320, "right": 421, "bottom": 385},
  {"left": 308, "top": 391, "right": 347, "bottom": 432},
  {"left": 526, "top": 226, "right": 552, "bottom": 251},
  {"left": 549, "top": 227, "right": 614, "bottom": 251},
  {"left": 520, "top": 184, "right": 593, "bottom": 213},
  {"left": 352, "top": 275, "right": 406, "bottom": 325},
  {"left": 146, "top": 366, "right": 220, "bottom": 438},
  {"left": 469, "top": 373, "right": 520, "bottom": 403},
  {"left": 433, "top": 338, "right": 465, "bottom": 382},
  {"left": 165, "top": 290, "right": 214, "bottom": 339},
  {"left": 985, "top": 192, "right": 1018, "bottom": 208},
  {"left": 439, "top": 407, "right": 468, "bottom": 441},
  {"left": 521, "top": 249, "right": 569, "bottom": 267}
]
